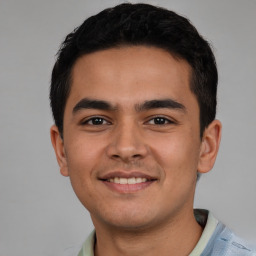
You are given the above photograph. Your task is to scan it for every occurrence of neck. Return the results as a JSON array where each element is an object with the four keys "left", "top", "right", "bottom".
[{"left": 93, "top": 209, "right": 203, "bottom": 256}]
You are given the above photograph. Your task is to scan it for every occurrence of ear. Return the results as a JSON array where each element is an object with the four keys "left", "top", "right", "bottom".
[
  {"left": 197, "top": 120, "right": 222, "bottom": 174},
  {"left": 50, "top": 125, "right": 69, "bottom": 177}
]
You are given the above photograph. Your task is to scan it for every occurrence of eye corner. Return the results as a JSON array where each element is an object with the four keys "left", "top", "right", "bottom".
[
  {"left": 146, "top": 116, "right": 175, "bottom": 126},
  {"left": 80, "top": 116, "right": 112, "bottom": 126}
]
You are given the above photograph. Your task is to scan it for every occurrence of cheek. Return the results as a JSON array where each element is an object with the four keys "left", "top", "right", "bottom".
[
  {"left": 64, "top": 138, "right": 102, "bottom": 207},
  {"left": 150, "top": 133, "right": 201, "bottom": 176},
  {"left": 66, "top": 133, "right": 104, "bottom": 164},
  {"left": 64, "top": 135, "right": 106, "bottom": 186}
]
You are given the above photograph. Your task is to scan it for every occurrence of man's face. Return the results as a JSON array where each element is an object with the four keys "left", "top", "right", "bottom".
[{"left": 52, "top": 46, "right": 215, "bottom": 230}]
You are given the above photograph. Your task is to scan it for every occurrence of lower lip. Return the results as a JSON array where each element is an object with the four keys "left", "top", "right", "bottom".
[{"left": 102, "top": 180, "right": 155, "bottom": 193}]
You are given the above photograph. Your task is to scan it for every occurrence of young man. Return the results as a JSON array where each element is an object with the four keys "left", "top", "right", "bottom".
[{"left": 50, "top": 3, "right": 255, "bottom": 256}]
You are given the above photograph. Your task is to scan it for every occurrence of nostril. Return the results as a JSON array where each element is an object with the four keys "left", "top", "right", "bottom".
[{"left": 110, "top": 153, "right": 142, "bottom": 161}]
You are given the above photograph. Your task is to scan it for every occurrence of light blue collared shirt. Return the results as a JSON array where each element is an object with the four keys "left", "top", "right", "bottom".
[{"left": 65, "top": 209, "right": 256, "bottom": 256}]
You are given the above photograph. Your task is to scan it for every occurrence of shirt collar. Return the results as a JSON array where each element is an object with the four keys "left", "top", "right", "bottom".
[{"left": 78, "top": 209, "right": 218, "bottom": 256}]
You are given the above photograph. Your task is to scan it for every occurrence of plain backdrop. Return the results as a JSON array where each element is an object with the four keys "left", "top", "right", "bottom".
[{"left": 0, "top": 0, "right": 255, "bottom": 255}]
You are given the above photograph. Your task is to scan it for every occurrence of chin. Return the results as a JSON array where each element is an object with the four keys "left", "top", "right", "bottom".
[
  {"left": 92, "top": 206, "right": 162, "bottom": 231},
  {"left": 105, "top": 217, "right": 154, "bottom": 231}
]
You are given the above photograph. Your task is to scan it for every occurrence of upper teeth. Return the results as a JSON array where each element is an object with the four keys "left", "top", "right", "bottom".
[{"left": 108, "top": 177, "right": 147, "bottom": 184}]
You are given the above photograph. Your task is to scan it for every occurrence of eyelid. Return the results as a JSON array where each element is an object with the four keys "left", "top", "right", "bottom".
[
  {"left": 80, "top": 115, "right": 112, "bottom": 125},
  {"left": 145, "top": 115, "right": 176, "bottom": 125}
]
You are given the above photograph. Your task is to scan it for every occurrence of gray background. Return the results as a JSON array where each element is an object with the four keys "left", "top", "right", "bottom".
[{"left": 0, "top": 0, "right": 255, "bottom": 255}]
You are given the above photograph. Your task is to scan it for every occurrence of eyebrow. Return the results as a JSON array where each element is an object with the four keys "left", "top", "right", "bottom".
[
  {"left": 72, "top": 98, "right": 186, "bottom": 114},
  {"left": 73, "top": 98, "right": 117, "bottom": 114},
  {"left": 135, "top": 99, "right": 186, "bottom": 112}
]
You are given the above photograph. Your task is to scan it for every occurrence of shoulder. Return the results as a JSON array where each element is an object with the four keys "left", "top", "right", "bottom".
[{"left": 202, "top": 222, "right": 256, "bottom": 256}]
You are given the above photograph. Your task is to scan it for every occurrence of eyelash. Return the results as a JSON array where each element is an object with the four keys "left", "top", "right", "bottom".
[
  {"left": 81, "top": 116, "right": 174, "bottom": 126},
  {"left": 81, "top": 116, "right": 111, "bottom": 125},
  {"left": 147, "top": 116, "right": 174, "bottom": 125}
]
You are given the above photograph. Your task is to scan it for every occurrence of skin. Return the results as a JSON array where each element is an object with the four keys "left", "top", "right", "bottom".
[{"left": 51, "top": 46, "right": 221, "bottom": 256}]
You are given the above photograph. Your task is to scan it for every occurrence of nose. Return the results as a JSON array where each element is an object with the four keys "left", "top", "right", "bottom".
[{"left": 106, "top": 121, "right": 148, "bottom": 163}]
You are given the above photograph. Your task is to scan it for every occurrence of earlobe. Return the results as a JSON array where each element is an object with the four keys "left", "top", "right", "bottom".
[
  {"left": 50, "top": 125, "right": 69, "bottom": 177},
  {"left": 197, "top": 120, "right": 222, "bottom": 174}
]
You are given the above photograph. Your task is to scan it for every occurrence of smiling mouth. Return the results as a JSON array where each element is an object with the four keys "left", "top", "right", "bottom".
[
  {"left": 107, "top": 177, "right": 147, "bottom": 184},
  {"left": 100, "top": 175, "right": 157, "bottom": 193}
]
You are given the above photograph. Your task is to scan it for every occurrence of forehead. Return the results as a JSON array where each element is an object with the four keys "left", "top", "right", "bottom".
[{"left": 67, "top": 46, "right": 195, "bottom": 110}]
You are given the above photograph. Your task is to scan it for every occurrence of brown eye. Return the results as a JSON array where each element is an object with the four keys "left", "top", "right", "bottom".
[
  {"left": 148, "top": 117, "right": 172, "bottom": 125},
  {"left": 84, "top": 117, "right": 109, "bottom": 125}
]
